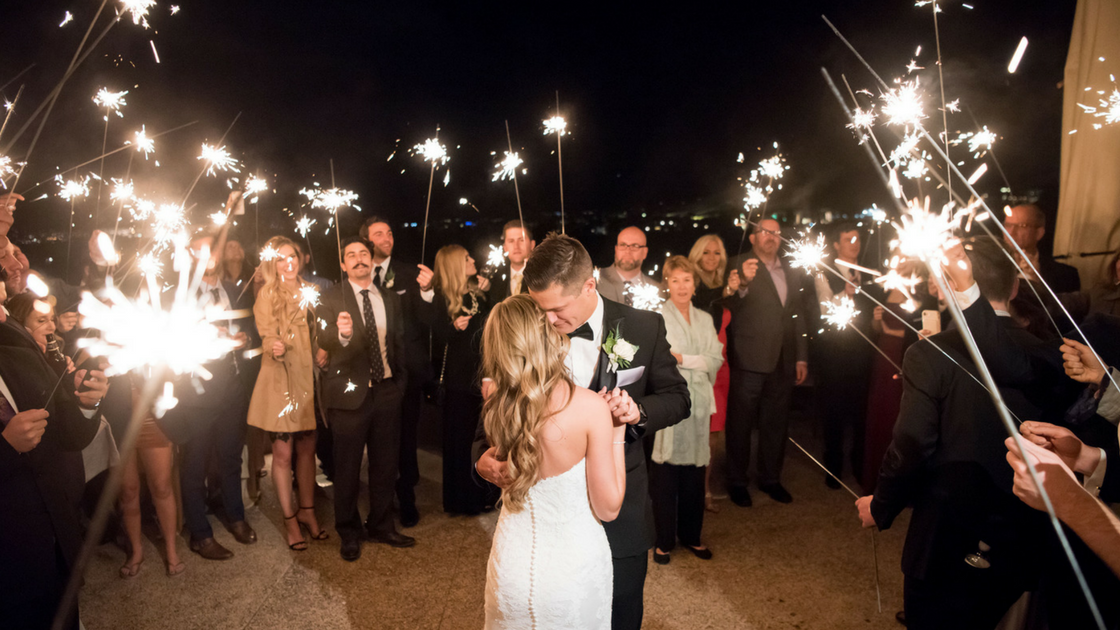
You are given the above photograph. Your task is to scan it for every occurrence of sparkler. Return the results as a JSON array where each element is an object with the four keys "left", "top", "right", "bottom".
[
  {"left": 0, "top": 155, "right": 15, "bottom": 181},
  {"left": 151, "top": 203, "right": 187, "bottom": 251},
  {"left": 822, "top": 295, "right": 859, "bottom": 330},
  {"left": 259, "top": 244, "right": 281, "bottom": 262},
  {"left": 198, "top": 143, "right": 241, "bottom": 176},
  {"left": 294, "top": 215, "right": 316, "bottom": 238},
  {"left": 786, "top": 232, "right": 828, "bottom": 271},
  {"left": 492, "top": 151, "right": 523, "bottom": 182},
  {"left": 210, "top": 211, "right": 228, "bottom": 227},
  {"left": 60, "top": 11, "right": 74, "bottom": 27},
  {"left": 138, "top": 252, "right": 162, "bottom": 279},
  {"left": 737, "top": 146, "right": 788, "bottom": 254},
  {"left": 26, "top": 274, "right": 50, "bottom": 298},
  {"left": 479, "top": 243, "right": 506, "bottom": 279},
  {"left": 297, "top": 285, "right": 321, "bottom": 311},
  {"left": 121, "top": 0, "right": 158, "bottom": 28},
  {"left": 953, "top": 126, "right": 997, "bottom": 157},
  {"left": 412, "top": 131, "right": 449, "bottom": 264},
  {"left": 625, "top": 283, "right": 664, "bottom": 312},
  {"left": 880, "top": 78, "right": 925, "bottom": 128},
  {"left": 128, "top": 125, "right": 155, "bottom": 158},
  {"left": 1077, "top": 77, "right": 1120, "bottom": 128},
  {"left": 92, "top": 88, "right": 127, "bottom": 117},
  {"left": 1007, "top": 37, "right": 1029, "bottom": 74},
  {"left": 300, "top": 182, "right": 359, "bottom": 265},
  {"left": 544, "top": 91, "right": 568, "bottom": 233}
]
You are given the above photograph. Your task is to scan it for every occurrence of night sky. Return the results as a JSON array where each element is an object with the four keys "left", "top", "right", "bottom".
[{"left": 1, "top": 0, "right": 1078, "bottom": 277}]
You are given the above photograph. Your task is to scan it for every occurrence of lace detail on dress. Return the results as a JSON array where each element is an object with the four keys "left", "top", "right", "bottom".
[{"left": 484, "top": 459, "right": 613, "bottom": 630}]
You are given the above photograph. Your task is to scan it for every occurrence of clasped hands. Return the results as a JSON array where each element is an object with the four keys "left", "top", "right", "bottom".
[{"left": 476, "top": 386, "right": 639, "bottom": 489}]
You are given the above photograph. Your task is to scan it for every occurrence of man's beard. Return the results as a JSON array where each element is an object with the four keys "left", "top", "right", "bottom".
[{"left": 615, "top": 259, "right": 640, "bottom": 272}]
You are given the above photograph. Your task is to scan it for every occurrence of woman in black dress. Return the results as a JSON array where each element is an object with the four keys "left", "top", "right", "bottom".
[{"left": 431, "top": 244, "right": 498, "bottom": 514}]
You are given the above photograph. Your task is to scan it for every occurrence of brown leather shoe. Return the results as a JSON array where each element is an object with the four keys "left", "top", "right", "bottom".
[
  {"left": 368, "top": 529, "right": 416, "bottom": 548},
  {"left": 190, "top": 537, "right": 234, "bottom": 560},
  {"left": 229, "top": 521, "right": 257, "bottom": 545}
]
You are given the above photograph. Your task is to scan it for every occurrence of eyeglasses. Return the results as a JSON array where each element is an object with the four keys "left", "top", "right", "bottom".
[
  {"left": 616, "top": 243, "right": 647, "bottom": 251},
  {"left": 756, "top": 229, "right": 781, "bottom": 237},
  {"left": 1004, "top": 222, "right": 1040, "bottom": 230}
]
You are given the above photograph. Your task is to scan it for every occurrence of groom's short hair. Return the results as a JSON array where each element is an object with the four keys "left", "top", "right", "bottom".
[
  {"left": 524, "top": 232, "right": 593, "bottom": 295},
  {"left": 964, "top": 236, "right": 1017, "bottom": 303}
]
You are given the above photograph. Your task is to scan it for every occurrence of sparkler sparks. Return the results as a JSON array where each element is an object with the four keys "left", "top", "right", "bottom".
[
  {"left": 60, "top": 11, "right": 74, "bottom": 27},
  {"left": 953, "top": 126, "right": 997, "bottom": 157},
  {"left": 109, "top": 178, "right": 134, "bottom": 203},
  {"left": 739, "top": 149, "right": 788, "bottom": 211},
  {"left": 128, "top": 126, "right": 155, "bottom": 158},
  {"left": 1078, "top": 78, "right": 1120, "bottom": 128},
  {"left": 412, "top": 138, "right": 449, "bottom": 166},
  {"left": 243, "top": 174, "right": 268, "bottom": 202},
  {"left": 138, "top": 253, "right": 163, "bottom": 279},
  {"left": 198, "top": 144, "right": 241, "bottom": 176},
  {"left": 823, "top": 295, "right": 860, "bottom": 330},
  {"left": 890, "top": 197, "right": 970, "bottom": 266},
  {"left": 626, "top": 283, "right": 665, "bottom": 312},
  {"left": 210, "top": 211, "right": 228, "bottom": 227},
  {"left": 259, "top": 244, "right": 281, "bottom": 262},
  {"left": 58, "top": 177, "right": 91, "bottom": 201},
  {"left": 93, "top": 88, "right": 128, "bottom": 116},
  {"left": 0, "top": 155, "right": 17, "bottom": 180},
  {"left": 880, "top": 79, "right": 926, "bottom": 127},
  {"left": 152, "top": 203, "right": 187, "bottom": 249},
  {"left": 120, "top": 0, "right": 158, "bottom": 27},
  {"left": 543, "top": 116, "right": 568, "bottom": 137},
  {"left": 945, "top": 99, "right": 961, "bottom": 113},
  {"left": 486, "top": 244, "right": 505, "bottom": 269},
  {"left": 130, "top": 198, "right": 155, "bottom": 221},
  {"left": 294, "top": 216, "right": 316, "bottom": 238},
  {"left": 345, "top": 381, "right": 357, "bottom": 393},
  {"left": 786, "top": 232, "right": 829, "bottom": 271},
  {"left": 492, "top": 151, "right": 523, "bottom": 182},
  {"left": 300, "top": 186, "right": 360, "bottom": 214},
  {"left": 848, "top": 107, "right": 877, "bottom": 130},
  {"left": 297, "top": 285, "right": 321, "bottom": 311}
]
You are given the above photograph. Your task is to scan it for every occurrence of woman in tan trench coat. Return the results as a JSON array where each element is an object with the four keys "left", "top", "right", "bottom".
[{"left": 248, "top": 236, "right": 328, "bottom": 550}]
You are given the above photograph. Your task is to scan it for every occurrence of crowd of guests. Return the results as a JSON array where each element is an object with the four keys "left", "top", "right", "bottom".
[{"left": 2, "top": 186, "right": 1119, "bottom": 629}]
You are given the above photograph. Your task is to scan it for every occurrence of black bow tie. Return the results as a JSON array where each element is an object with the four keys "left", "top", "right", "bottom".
[{"left": 567, "top": 322, "right": 594, "bottom": 341}]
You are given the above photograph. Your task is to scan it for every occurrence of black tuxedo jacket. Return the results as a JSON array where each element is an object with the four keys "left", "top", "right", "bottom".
[
  {"left": 485, "top": 262, "right": 529, "bottom": 306},
  {"left": 1039, "top": 254, "right": 1081, "bottom": 294},
  {"left": 870, "top": 318, "right": 1050, "bottom": 582},
  {"left": 318, "top": 280, "right": 406, "bottom": 410},
  {"left": 724, "top": 252, "right": 809, "bottom": 374},
  {"left": 0, "top": 343, "right": 101, "bottom": 598},
  {"left": 384, "top": 258, "right": 434, "bottom": 381},
  {"left": 473, "top": 297, "right": 690, "bottom": 558}
]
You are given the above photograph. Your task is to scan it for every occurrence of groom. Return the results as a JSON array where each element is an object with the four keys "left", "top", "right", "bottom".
[{"left": 476, "top": 232, "right": 690, "bottom": 630}]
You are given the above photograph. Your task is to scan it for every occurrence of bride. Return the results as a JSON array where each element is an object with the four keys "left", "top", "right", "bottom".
[{"left": 481, "top": 295, "right": 627, "bottom": 630}]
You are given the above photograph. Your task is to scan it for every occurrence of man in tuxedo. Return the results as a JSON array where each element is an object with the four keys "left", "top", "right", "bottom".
[
  {"left": 362, "top": 216, "right": 434, "bottom": 528},
  {"left": 319, "top": 237, "right": 415, "bottom": 561},
  {"left": 1003, "top": 204, "right": 1080, "bottom": 293},
  {"left": 486, "top": 219, "right": 534, "bottom": 305},
  {"left": 0, "top": 326, "right": 109, "bottom": 629},
  {"left": 812, "top": 222, "right": 875, "bottom": 489},
  {"left": 159, "top": 233, "right": 258, "bottom": 561},
  {"left": 597, "top": 226, "right": 660, "bottom": 305},
  {"left": 475, "top": 233, "right": 690, "bottom": 630},
  {"left": 855, "top": 238, "right": 1053, "bottom": 629},
  {"left": 724, "top": 218, "right": 809, "bottom": 506}
]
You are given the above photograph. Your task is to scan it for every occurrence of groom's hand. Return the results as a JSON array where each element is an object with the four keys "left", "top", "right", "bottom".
[{"left": 476, "top": 446, "right": 510, "bottom": 489}]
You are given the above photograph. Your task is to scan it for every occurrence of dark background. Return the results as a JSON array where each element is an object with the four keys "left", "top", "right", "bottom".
[{"left": 0, "top": 0, "right": 1077, "bottom": 280}]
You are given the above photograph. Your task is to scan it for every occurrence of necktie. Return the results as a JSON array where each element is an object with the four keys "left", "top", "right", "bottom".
[
  {"left": 511, "top": 271, "right": 521, "bottom": 296},
  {"left": 373, "top": 267, "right": 383, "bottom": 288},
  {"left": 622, "top": 281, "right": 633, "bottom": 306},
  {"left": 0, "top": 394, "right": 14, "bottom": 429},
  {"left": 212, "top": 287, "right": 221, "bottom": 306},
  {"left": 361, "top": 289, "right": 385, "bottom": 383},
  {"left": 568, "top": 321, "right": 594, "bottom": 341}
]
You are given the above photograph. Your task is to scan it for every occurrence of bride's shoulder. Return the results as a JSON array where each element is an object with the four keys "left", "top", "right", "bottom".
[{"left": 563, "top": 386, "right": 610, "bottom": 419}]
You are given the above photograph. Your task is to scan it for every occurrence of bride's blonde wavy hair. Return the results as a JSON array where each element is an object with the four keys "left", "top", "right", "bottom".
[{"left": 481, "top": 294, "right": 574, "bottom": 512}]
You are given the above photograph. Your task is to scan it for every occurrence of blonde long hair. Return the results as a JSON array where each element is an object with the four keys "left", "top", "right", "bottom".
[
  {"left": 432, "top": 244, "right": 477, "bottom": 319},
  {"left": 481, "top": 295, "right": 574, "bottom": 512},
  {"left": 688, "top": 234, "right": 727, "bottom": 289},
  {"left": 258, "top": 236, "right": 303, "bottom": 323}
]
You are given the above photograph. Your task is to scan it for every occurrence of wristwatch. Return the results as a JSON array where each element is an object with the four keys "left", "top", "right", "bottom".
[{"left": 635, "top": 402, "right": 648, "bottom": 427}]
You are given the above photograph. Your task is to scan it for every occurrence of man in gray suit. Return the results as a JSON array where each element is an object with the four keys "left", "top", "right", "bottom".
[
  {"left": 724, "top": 218, "right": 809, "bottom": 506},
  {"left": 597, "top": 226, "right": 659, "bottom": 305}
]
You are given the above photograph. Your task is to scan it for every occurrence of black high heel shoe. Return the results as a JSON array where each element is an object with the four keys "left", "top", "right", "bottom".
[
  {"left": 297, "top": 506, "right": 330, "bottom": 541},
  {"left": 283, "top": 513, "right": 308, "bottom": 551}
]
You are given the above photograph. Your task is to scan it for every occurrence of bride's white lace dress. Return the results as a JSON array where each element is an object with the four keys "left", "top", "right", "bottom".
[{"left": 484, "top": 458, "right": 613, "bottom": 629}]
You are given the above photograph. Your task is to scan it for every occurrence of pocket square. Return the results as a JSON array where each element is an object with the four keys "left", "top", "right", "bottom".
[
  {"left": 616, "top": 366, "right": 645, "bottom": 387},
  {"left": 396, "top": 289, "right": 406, "bottom": 295}
]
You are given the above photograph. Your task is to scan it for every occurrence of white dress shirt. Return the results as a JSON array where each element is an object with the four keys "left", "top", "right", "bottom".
[
  {"left": 340, "top": 279, "right": 392, "bottom": 379},
  {"left": 565, "top": 293, "right": 605, "bottom": 389}
]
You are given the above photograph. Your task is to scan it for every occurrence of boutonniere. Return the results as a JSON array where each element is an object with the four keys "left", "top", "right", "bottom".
[
  {"left": 384, "top": 267, "right": 395, "bottom": 289},
  {"left": 602, "top": 326, "right": 638, "bottom": 373}
]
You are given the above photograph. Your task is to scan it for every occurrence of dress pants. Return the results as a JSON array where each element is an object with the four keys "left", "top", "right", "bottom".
[
  {"left": 1, "top": 542, "right": 77, "bottom": 630},
  {"left": 903, "top": 572, "right": 1026, "bottom": 630},
  {"left": 395, "top": 373, "right": 424, "bottom": 509},
  {"left": 442, "top": 389, "right": 495, "bottom": 514},
  {"left": 180, "top": 393, "right": 249, "bottom": 540},
  {"left": 331, "top": 379, "right": 403, "bottom": 541},
  {"left": 725, "top": 362, "right": 794, "bottom": 488},
  {"left": 612, "top": 553, "right": 648, "bottom": 630},
  {"left": 649, "top": 462, "right": 706, "bottom": 551},
  {"left": 817, "top": 338, "right": 871, "bottom": 479}
]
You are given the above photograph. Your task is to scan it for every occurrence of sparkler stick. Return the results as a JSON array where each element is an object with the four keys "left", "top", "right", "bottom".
[
  {"left": 787, "top": 436, "right": 883, "bottom": 613},
  {"left": 544, "top": 91, "right": 567, "bottom": 233},
  {"left": 415, "top": 129, "right": 447, "bottom": 264},
  {"left": 0, "top": 64, "right": 35, "bottom": 94},
  {"left": 331, "top": 159, "right": 341, "bottom": 265},
  {"left": 178, "top": 112, "right": 241, "bottom": 211},
  {"left": 504, "top": 120, "right": 527, "bottom": 247},
  {"left": 0, "top": 85, "right": 24, "bottom": 148},
  {"left": 821, "top": 52, "right": 1106, "bottom": 627},
  {"left": 928, "top": 0, "right": 952, "bottom": 202}
]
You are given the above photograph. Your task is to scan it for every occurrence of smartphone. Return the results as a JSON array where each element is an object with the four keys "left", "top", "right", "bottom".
[{"left": 921, "top": 310, "right": 941, "bottom": 335}]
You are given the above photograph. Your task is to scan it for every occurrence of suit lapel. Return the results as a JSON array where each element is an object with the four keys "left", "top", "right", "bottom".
[
  {"left": 592, "top": 301, "right": 625, "bottom": 391},
  {"left": 341, "top": 283, "right": 369, "bottom": 343}
]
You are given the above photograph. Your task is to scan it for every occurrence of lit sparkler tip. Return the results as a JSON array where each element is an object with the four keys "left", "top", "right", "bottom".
[
  {"left": 57, "top": 177, "right": 91, "bottom": 201},
  {"left": 881, "top": 78, "right": 927, "bottom": 127},
  {"left": 823, "top": 295, "right": 860, "bottom": 330},
  {"left": 298, "top": 285, "right": 321, "bottom": 310},
  {"left": 412, "top": 138, "right": 449, "bottom": 166},
  {"left": 848, "top": 107, "right": 877, "bottom": 130},
  {"left": 543, "top": 116, "right": 568, "bottom": 136},
  {"left": 786, "top": 232, "right": 829, "bottom": 271},
  {"left": 120, "top": 0, "right": 158, "bottom": 27},
  {"left": 294, "top": 216, "right": 316, "bottom": 238},
  {"left": 210, "top": 211, "right": 228, "bottom": 227},
  {"left": 626, "top": 283, "right": 665, "bottom": 312},
  {"left": 0, "top": 155, "right": 18, "bottom": 180},
  {"left": 301, "top": 186, "right": 359, "bottom": 213},
  {"left": 945, "top": 99, "right": 961, "bottom": 113},
  {"left": 138, "top": 253, "right": 163, "bottom": 279},
  {"left": 93, "top": 88, "right": 128, "bottom": 115},
  {"left": 128, "top": 125, "right": 156, "bottom": 157},
  {"left": 486, "top": 244, "right": 506, "bottom": 269},
  {"left": 60, "top": 11, "right": 74, "bottom": 27},
  {"left": 198, "top": 143, "right": 241, "bottom": 176},
  {"left": 492, "top": 151, "right": 523, "bottom": 182},
  {"left": 260, "top": 244, "right": 280, "bottom": 262}
]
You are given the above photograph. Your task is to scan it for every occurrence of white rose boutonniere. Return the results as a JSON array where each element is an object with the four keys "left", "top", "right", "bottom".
[
  {"left": 602, "top": 326, "right": 638, "bottom": 373},
  {"left": 383, "top": 267, "right": 395, "bottom": 289}
]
